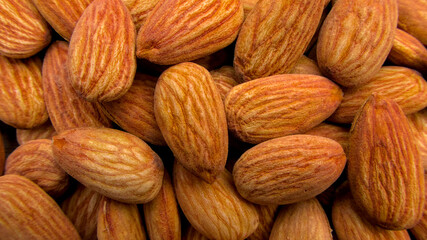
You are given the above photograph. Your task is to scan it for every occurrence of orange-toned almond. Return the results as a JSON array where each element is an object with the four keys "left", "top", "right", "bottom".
[
  {"left": 410, "top": 174, "right": 427, "bottom": 240},
  {"left": 290, "top": 55, "right": 323, "bottom": 76},
  {"left": 242, "top": 0, "right": 258, "bottom": 18},
  {"left": 16, "top": 121, "right": 57, "bottom": 145},
  {"left": 182, "top": 225, "right": 209, "bottom": 240},
  {"left": 408, "top": 109, "right": 427, "bottom": 172},
  {"left": 397, "top": 0, "right": 427, "bottom": 45},
  {"left": 305, "top": 123, "right": 349, "bottom": 153},
  {"left": 247, "top": 205, "right": 278, "bottom": 240},
  {"left": 210, "top": 66, "right": 239, "bottom": 102},
  {"left": 121, "top": 0, "right": 160, "bottom": 30}
]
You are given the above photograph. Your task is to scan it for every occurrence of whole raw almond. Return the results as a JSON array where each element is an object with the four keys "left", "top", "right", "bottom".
[
  {"left": 16, "top": 121, "right": 57, "bottom": 145},
  {"left": 68, "top": 0, "right": 136, "bottom": 102},
  {"left": 348, "top": 94, "right": 425, "bottom": 229},
  {"left": 317, "top": 0, "right": 398, "bottom": 87},
  {"left": 397, "top": 0, "right": 427, "bottom": 45},
  {"left": 225, "top": 74, "right": 342, "bottom": 144},
  {"left": 408, "top": 109, "right": 427, "bottom": 172},
  {"left": 210, "top": 66, "right": 239, "bottom": 102},
  {"left": 233, "top": 135, "right": 346, "bottom": 205},
  {"left": 154, "top": 62, "right": 228, "bottom": 183},
  {"left": 290, "top": 55, "right": 323, "bottom": 76},
  {"left": 304, "top": 123, "right": 349, "bottom": 154},
  {"left": 247, "top": 204, "right": 278, "bottom": 240},
  {"left": 0, "top": 174, "right": 80, "bottom": 239},
  {"left": 53, "top": 127, "right": 164, "bottom": 204}
]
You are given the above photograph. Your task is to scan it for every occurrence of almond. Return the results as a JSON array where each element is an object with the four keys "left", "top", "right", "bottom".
[
  {"left": 225, "top": 74, "right": 342, "bottom": 144},
  {"left": 290, "top": 55, "right": 323, "bottom": 76},
  {"left": 192, "top": 49, "right": 230, "bottom": 71},
  {"left": 68, "top": 0, "right": 136, "bottom": 102},
  {"left": 397, "top": 0, "right": 427, "bottom": 45},
  {"left": 16, "top": 121, "right": 57, "bottom": 145},
  {"left": 136, "top": 0, "right": 243, "bottom": 65},
  {"left": 317, "top": 0, "right": 398, "bottom": 87},
  {"left": 234, "top": 0, "right": 324, "bottom": 82},
  {"left": 247, "top": 204, "right": 278, "bottom": 240},
  {"left": 408, "top": 109, "right": 427, "bottom": 172},
  {"left": 242, "top": 0, "right": 258, "bottom": 18},
  {"left": 0, "top": 174, "right": 80, "bottom": 239},
  {"left": 0, "top": 132, "right": 4, "bottom": 175},
  {"left": 121, "top": 0, "right": 159, "bottom": 30},
  {"left": 210, "top": 66, "right": 239, "bottom": 102},
  {"left": 348, "top": 94, "right": 425, "bottom": 229},
  {"left": 154, "top": 62, "right": 228, "bottom": 183},
  {"left": 304, "top": 123, "right": 349, "bottom": 154},
  {"left": 410, "top": 174, "right": 427, "bottom": 240},
  {"left": 233, "top": 134, "right": 346, "bottom": 205},
  {"left": 182, "top": 225, "right": 209, "bottom": 240}
]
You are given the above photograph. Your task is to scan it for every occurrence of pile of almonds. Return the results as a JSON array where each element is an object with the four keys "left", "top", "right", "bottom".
[{"left": 0, "top": 0, "right": 426, "bottom": 239}]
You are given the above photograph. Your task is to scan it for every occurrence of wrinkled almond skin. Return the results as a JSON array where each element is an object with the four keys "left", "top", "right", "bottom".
[
  {"left": 397, "top": 0, "right": 427, "bottom": 45},
  {"left": 317, "top": 0, "right": 398, "bottom": 87},
  {"left": 330, "top": 66, "right": 427, "bottom": 124},
  {"left": 233, "top": 135, "right": 346, "bottom": 205},
  {"left": 304, "top": 123, "right": 349, "bottom": 154},
  {"left": 225, "top": 74, "right": 342, "bottom": 144},
  {"left": 408, "top": 109, "right": 427, "bottom": 172},
  {"left": 53, "top": 127, "right": 164, "bottom": 204},
  {"left": 154, "top": 62, "right": 228, "bottom": 183},
  {"left": 210, "top": 66, "right": 239, "bottom": 102},
  {"left": 410, "top": 175, "right": 427, "bottom": 240},
  {"left": 242, "top": 0, "right": 258, "bottom": 17},
  {"left": 98, "top": 197, "right": 146, "bottom": 240},
  {"left": 69, "top": 0, "right": 136, "bottom": 102},
  {"left": 43, "top": 41, "right": 111, "bottom": 133},
  {"left": 247, "top": 204, "right": 278, "bottom": 240},
  {"left": 290, "top": 55, "right": 323, "bottom": 76},
  {"left": 101, "top": 73, "right": 166, "bottom": 146},
  {"left": 5, "top": 139, "right": 69, "bottom": 198},
  {"left": 0, "top": 0, "right": 51, "bottom": 58},
  {"left": 348, "top": 94, "right": 425, "bottom": 229},
  {"left": 270, "top": 198, "right": 333, "bottom": 240},
  {"left": 234, "top": 0, "right": 323, "bottom": 82},
  {"left": 16, "top": 121, "right": 57, "bottom": 145},
  {"left": 0, "top": 175, "right": 80, "bottom": 240},
  {"left": 0, "top": 56, "right": 48, "bottom": 129},
  {"left": 174, "top": 162, "right": 259, "bottom": 240},
  {"left": 182, "top": 225, "right": 209, "bottom": 240},
  {"left": 123, "top": 0, "right": 159, "bottom": 30},
  {"left": 136, "top": 0, "right": 243, "bottom": 65}
]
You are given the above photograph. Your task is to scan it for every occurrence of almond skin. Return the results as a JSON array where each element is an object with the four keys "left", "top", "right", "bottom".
[
  {"left": 233, "top": 135, "right": 346, "bottom": 205},
  {"left": 0, "top": 56, "right": 48, "bottom": 129},
  {"left": 225, "top": 74, "right": 342, "bottom": 144},
  {"left": 136, "top": 0, "right": 243, "bottom": 65},
  {"left": 348, "top": 94, "right": 425, "bottom": 229},
  {"left": 304, "top": 123, "right": 349, "bottom": 154},
  {"left": 234, "top": 0, "right": 324, "bottom": 82},
  {"left": 53, "top": 127, "right": 164, "bottom": 204},
  {"left": 397, "top": 0, "right": 427, "bottom": 45},
  {"left": 0, "top": 175, "right": 80, "bottom": 239},
  {"left": 16, "top": 121, "right": 57, "bottom": 145},
  {"left": 410, "top": 174, "right": 427, "bottom": 240},
  {"left": 123, "top": 0, "right": 159, "bottom": 30},
  {"left": 247, "top": 204, "right": 278, "bottom": 240},
  {"left": 68, "top": 0, "right": 136, "bottom": 102},
  {"left": 317, "top": 0, "right": 398, "bottom": 87},
  {"left": 330, "top": 66, "right": 427, "bottom": 124},
  {"left": 0, "top": 132, "right": 4, "bottom": 175},
  {"left": 0, "top": 0, "right": 51, "bottom": 58},
  {"left": 408, "top": 109, "right": 427, "bottom": 172},
  {"left": 290, "top": 55, "right": 323, "bottom": 76},
  {"left": 182, "top": 225, "right": 209, "bottom": 240},
  {"left": 154, "top": 62, "right": 228, "bottom": 183},
  {"left": 210, "top": 66, "right": 239, "bottom": 102}
]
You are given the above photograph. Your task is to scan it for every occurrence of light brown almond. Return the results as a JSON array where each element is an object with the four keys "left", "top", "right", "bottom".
[
  {"left": 247, "top": 204, "right": 278, "bottom": 240},
  {"left": 210, "top": 66, "right": 239, "bottom": 102},
  {"left": 408, "top": 109, "right": 427, "bottom": 172},
  {"left": 290, "top": 55, "right": 323, "bottom": 76},
  {"left": 304, "top": 123, "right": 349, "bottom": 154},
  {"left": 121, "top": 0, "right": 160, "bottom": 30},
  {"left": 182, "top": 225, "right": 209, "bottom": 240},
  {"left": 16, "top": 121, "right": 57, "bottom": 145},
  {"left": 410, "top": 174, "right": 427, "bottom": 240},
  {"left": 397, "top": 0, "right": 427, "bottom": 45}
]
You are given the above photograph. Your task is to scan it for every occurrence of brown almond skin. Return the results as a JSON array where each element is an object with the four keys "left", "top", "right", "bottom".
[
  {"left": 98, "top": 197, "right": 147, "bottom": 240},
  {"left": 242, "top": 0, "right": 258, "bottom": 18},
  {"left": 0, "top": 56, "right": 48, "bottom": 129},
  {"left": 290, "top": 55, "right": 323, "bottom": 76},
  {"left": 136, "top": 0, "right": 243, "bottom": 65},
  {"left": 154, "top": 62, "right": 228, "bottom": 183},
  {"left": 397, "top": 0, "right": 427, "bottom": 45},
  {"left": 348, "top": 94, "right": 425, "bottom": 229},
  {"left": 0, "top": 0, "right": 51, "bottom": 58},
  {"left": 53, "top": 127, "right": 164, "bottom": 204},
  {"left": 210, "top": 66, "right": 239, "bottom": 102},
  {"left": 408, "top": 109, "right": 427, "bottom": 172},
  {"left": 247, "top": 204, "right": 278, "bottom": 240},
  {"left": 43, "top": 41, "right": 111, "bottom": 133},
  {"left": 317, "top": 0, "right": 397, "bottom": 87},
  {"left": 330, "top": 66, "right": 427, "bottom": 124},
  {"left": 0, "top": 132, "right": 4, "bottom": 175},
  {"left": 233, "top": 135, "right": 346, "bottom": 205},
  {"left": 143, "top": 171, "right": 180, "bottom": 240},
  {"left": 270, "top": 198, "right": 333, "bottom": 240},
  {"left": 234, "top": 0, "right": 324, "bottom": 82},
  {"left": 101, "top": 73, "right": 166, "bottom": 146},
  {"left": 69, "top": 0, "right": 136, "bottom": 102},
  {"left": 16, "top": 121, "right": 57, "bottom": 145},
  {"left": 0, "top": 175, "right": 80, "bottom": 240},
  {"left": 174, "top": 162, "right": 259, "bottom": 240},
  {"left": 123, "top": 0, "right": 159, "bottom": 30},
  {"left": 410, "top": 174, "right": 427, "bottom": 240},
  {"left": 225, "top": 74, "right": 343, "bottom": 144},
  {"left": 182, "top": 225, "right": 209, "bottom": 240},
  {"left": 304, "top": 123, "right": 349, "bottom": 154}
]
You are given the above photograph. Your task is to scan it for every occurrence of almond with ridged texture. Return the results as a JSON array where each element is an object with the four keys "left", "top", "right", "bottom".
[
  {"left": 62, "top": 185, "right": 103, "bottom": 240},
  {"left": 0, "top": 132, "right": 4, "bottom": 175},
  {"left": 182, "top": 225, "right": 209, "bottom": 240},
  {"left": 53, "top": 127, "right": 164, "bottom": 204},
  {"left": 174, "top": 162, "right": 259, "bottom": 240},
  {"left": 233, "top": 135, "right": 346, "bottom": 205},
  {"left": 101, "top": 73, "right": 165, "bottom": 146},
  {"left": 247, "top": 204, "right": 278, "bottom": 240},
  {"left": 43, "top": 41, "right": 111, "bottom": 133},
  {"left": 5, "top": 139, "right": 69, "bottom": 198},
  {"left": 136, "top": 0, "right": 243, "bottom": 65},
  {"left": 16, "top": 121, "right": 57, "bottom": 145},
  {"left": 290, "top": 56, "right": 323, "bottom": 76},
  {"left": 305, "top": 123, "right": 349, "bottom": 154},
  {"left": 68, "top": 0, "right": 136, "bottom": 102},
  {"left": 397, "top": 0, "right": 427, "bottom": 45},
  {"left": 242, "top": 0, "right": 258, "bottom": 17},
  {"left": 330, "top": 66, "right": 427, "bottom": 124},
  {"left": 98, "top": 197, "right": 146, "bottom": 240},
  {"left": 410, "top": 174, "right": 427, "bottom": 240},
  {"left": 0, "top": 56, "right": 48, "bottom": 129},
  {"left": 225, "top": 74, "right": 342, "bottom": 144},
  {"left": 348, "top": 94, "right": 425, "bottom": 229},
  {"left": 0, "top": 0, "right": 51, "bottom": 58},
  {"left": 408, "top": 109, "right": 427, "bottom": 171},
  {"left": 154, "top": 62, "right": 228, "bottom": 183},
  {"left": 210, "top": 66, "right": 239, "bottom": 102},
  {"left": 270, "top": 198, "right": 332, "bottom": 240},
  {"left": 123, "top": 0, "right": 159, "bottom": 30},
  {"left": 143, "top": 171, "right": 180, "bottom": 240},
  {"left": 317, "top": 0, "right": 397, "bottom": 87},
  {"left": 0, "top": 175, "right": 80, "bottom": 239}
]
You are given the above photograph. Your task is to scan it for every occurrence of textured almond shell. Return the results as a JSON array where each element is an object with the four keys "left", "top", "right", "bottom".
[
  {"left": 68, "top": 0, "right": 136, "bottom": 102},
  {"left": 317, "top": 0, "right": 397, "bottom": 87},
  {"left": 210, "top": 66, "right": 239, "bottom": 102},
  {"left": 174, "top": 162, "right": 259, "bottom": 240},
  {"left": 0, "top": 175, "right": 80, "bottom": 239},
  {"left": 53, "top": 127, "right": 164, "bottom": 204},
  {"left": 225, "top": 74, "right": 343, "bottom": 144},
  {"left": 136, "top": 0, "right": 243, "bottom": 65},
  {"left": 348, "top": 94, "right": 425, "bottom": 229},
  {"left": 234, "top": 0, "right": 324, "bottom": 82},
  {"left": 16, "top": 121, "right": 57, "bottom": 145},
  {"left": 397, "top": 0, "right": 427, "bottom": 45},
  {"left": 154, "top": 62, "right": 228, "bottom": 183},
  {"left": 247, "top": 204, "right": 278, "bottom": 240},
  {"left": 233, "top": 135, "right": 346, "bottom": 205},
  {"left": 408, "top": 110, "right": 427, "bottom": 172}
]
